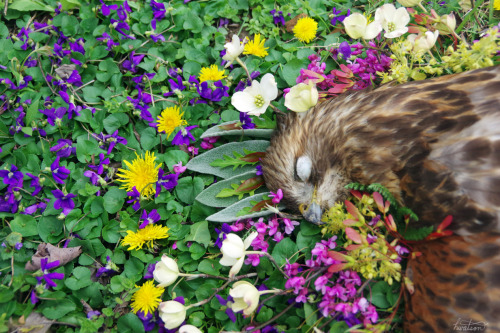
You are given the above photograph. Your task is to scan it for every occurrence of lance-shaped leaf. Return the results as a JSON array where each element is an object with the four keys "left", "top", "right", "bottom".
[
  {"left": 186, "top": 140, "right": 270, "bottom": 179},
  {"left": 200, "top": 120, "right": 274, "bottom": 139},
  {"left": 345, "top": 227, "right": 363, "bottom": 244},
  {"left": 195, "top": 171, "right": 267, "bottom": 207},
  {"left": 210, "top": 149, "right": 265, "bottom": 170},
  {"left": 206, "top": 192, "right": 281, "bottom": 223}
]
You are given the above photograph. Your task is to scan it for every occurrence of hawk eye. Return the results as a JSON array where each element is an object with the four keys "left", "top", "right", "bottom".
[{"left": 296, "top": 155, "right": 312, "bottom": 182}]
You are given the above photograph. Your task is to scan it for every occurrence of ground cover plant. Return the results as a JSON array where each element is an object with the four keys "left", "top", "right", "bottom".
[{"left": 0, "top": 0, "right": 499, "bottom": 332}]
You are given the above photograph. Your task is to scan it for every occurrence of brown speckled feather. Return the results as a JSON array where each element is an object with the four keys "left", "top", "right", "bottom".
[{"left": 262, "top": 66, "right": 500, "bottom": 332}]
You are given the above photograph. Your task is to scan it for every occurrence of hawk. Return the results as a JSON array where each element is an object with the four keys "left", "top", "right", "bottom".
[{"left": 262, "top": 66, "right": 500, "bottom": 333}]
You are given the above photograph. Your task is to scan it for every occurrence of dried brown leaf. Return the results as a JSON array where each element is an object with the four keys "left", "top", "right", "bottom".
[{"left": 25, "top": 243, "right": 82, "bottom": 271}]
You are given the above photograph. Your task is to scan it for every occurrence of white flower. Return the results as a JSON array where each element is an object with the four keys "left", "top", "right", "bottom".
[
  {"left": 284, "top": 81, "right": 319, "bottom": 112},
  {"left": 407, "top": 30, "right": 439, "bottom": 52},
  {"left": 343, "top": 13, "right": 382, "bottom": 40},
  {"left": 397, "top": 0, "right": 421, "bottom": 7},
  {"left": 231, "top": 74, "right": 278, "bottom": 116},
  {"left": 222, "top": 35, "right": 245, "bottom": 67},
  {"left": 153, "top": 255, "right": 180, "bottom": 287},
  {"left": 219, "top": 232, "right": 259, "bottom": 278},
  {"left": 228, "top": 281, "right": 261, "bottom": 316},
  {"left": 374, "top": 4, "right": 410, "bottom": 38},
  {"left": 158, "top": 300, "right": 186, "bottom": 329},
  {"left": 179, "top": 325, "right": 203, "bottom": 333}
]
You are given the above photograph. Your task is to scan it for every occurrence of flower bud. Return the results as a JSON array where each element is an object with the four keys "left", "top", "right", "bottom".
[
  {"left": 434, "top": 13, "right": 456, "bottom": 35},
  {"left": 153, "top": 255, "right": 180, "bottom": 287},
  {"left": 158, "top": 300, "right": 186, "bottom": 329},
  {"left": 222, "top": 35, "right": 245, "bottom": 67},
  {"left": 284, "top": 81, "right": 319, "bottom": 112}
]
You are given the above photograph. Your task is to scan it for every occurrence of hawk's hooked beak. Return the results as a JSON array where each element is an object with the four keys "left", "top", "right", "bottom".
[{"left": 299, "top": 187, "right": 324, "bottom": 225}]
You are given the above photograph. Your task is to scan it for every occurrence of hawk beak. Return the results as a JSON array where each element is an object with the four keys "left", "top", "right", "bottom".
[{"left": 299, "top": 188, "right": 324, "bottom": 225}]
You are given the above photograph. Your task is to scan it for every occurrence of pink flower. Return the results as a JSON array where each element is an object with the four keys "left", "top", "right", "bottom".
[
  {"left": 269, "top": 189, "right": 283, "bottom": 204},
  {"left": 272, "top": 231, "right": 283, "bottom": 242},
  {"left": 173, "top": 161, "right": 187, "bottom": 174},
  {"left": 283, "top": 218, "right": 300, "bottom": 234},
  {"left": 244, "top": 254, "right": 261, "bottom": 266},
  {"left": 267, "top": 218, "right": 279, "bottom": 236},
  {"left": 255, "top": 219, "right": 268, "bottom": 233},
  {"left": 230, "top": 221, "right": 245, "bottom": 232},
  {"left": 314, "top": 275, "right": 329, "bottom": 294},
  {"left": 285, "top": 276, "right": 305, "bottom": 294},
  {"left": 285, "top": 260, "right": 301, "bottom": 276}
]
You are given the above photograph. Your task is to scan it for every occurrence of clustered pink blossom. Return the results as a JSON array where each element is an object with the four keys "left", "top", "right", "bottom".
[{"left": 283, "top": 237, "right": 379, "bottom": 326}]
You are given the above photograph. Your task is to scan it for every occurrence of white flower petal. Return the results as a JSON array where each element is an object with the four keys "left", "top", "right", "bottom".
[
  {"left": 229, "top": 257, "right": 245, "bottom": 278},
  {"left": 243, "top": 231, "right": 259, "bottom": 249},
  {"left": 364, "top": 21, "right": 382, "bottom": 40},
  {"left": 231, "top": 91, "right": 255, "bottom": 112},
  {"left": 260, "top": 74, "right": 278, "bottom": 101}
]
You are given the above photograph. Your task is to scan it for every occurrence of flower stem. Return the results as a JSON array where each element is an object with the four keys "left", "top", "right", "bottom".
[{"left": 236, "top": 57, "right": 252, "bottom": 81}]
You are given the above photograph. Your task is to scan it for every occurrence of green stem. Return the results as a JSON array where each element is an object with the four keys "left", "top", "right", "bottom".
[
  {"left": 456, "top": 0, "right": 485, "bottom": 34},
  {"left": 236, "top": 57, "right": 252, "bottom": 81}
]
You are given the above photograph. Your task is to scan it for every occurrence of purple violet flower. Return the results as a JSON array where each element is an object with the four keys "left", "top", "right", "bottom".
[
  {"left": 36, "top": 258, "right": 64, "bottom": 288},
  {"left": 171, "top": 125, "right": 197, "bottom": 146},
  {"left": 50, "top": 139, "right": 75, "bottom": 157},
  {"left": 155, "top": 169, "right": 178, "bottom": 197},
  {"left": 51, "top": 157, "right": 70, "bottom": 184},
  {"left": 0, "top": 165, "right": 23, "bottom": 186},
  {"left": 139, "top": 209, "right": 161, "bottom": 229},
  {"left": 270, "top": 9, "right": 286, "bottom": 26},
  {"left": 52, "top": 190, "right": 76, "bottom": 215}
]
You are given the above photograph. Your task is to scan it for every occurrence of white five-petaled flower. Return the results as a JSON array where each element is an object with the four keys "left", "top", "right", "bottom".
[
  {"left": 158, "top": 300, "right": 187, "bottom": 329},
  {"left": 343, "top": 13, "right": 382, "bottom": 40},
  {"left": 222, "top": 35, "right": 245, "bottom": 67},
  {"left": 153, "top": 255, "right": 180, "bottom": 287},
  {"left": 219, "top": 232, "right": 259, "bottom": 278},
  {"left": 407, "top": 30, "right": 439, "bottom": 52},
  {"left": 284, "top": 81, "right": 319, "bottom": 112},
  {"left": 374, "top": 4, "right": 410, "bottom": 38},
  {"left": 179, "top": 325, "right": 203, "bottom": 333},
  {"left": 231, "top": 73, "right": 278, "bottom": 116},
  {"left": 228, "top": 281, "right": 261, "bottom": 316}
]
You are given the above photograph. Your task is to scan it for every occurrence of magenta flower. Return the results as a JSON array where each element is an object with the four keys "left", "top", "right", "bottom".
[{"left": 269, "top": 189, "right": 283, "bottom": 204}]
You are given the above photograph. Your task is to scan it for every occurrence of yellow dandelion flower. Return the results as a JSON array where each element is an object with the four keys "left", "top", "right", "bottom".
[
  {"left": 156, "top": 106, "right": 187, "bottom": 136},
  {"left": 122, "top": 224, "right": 170, "bottom": 251},
  {"left": 243, "top": 34, "right": 269, "bottom": 58},
  {"left": 131, "top": 280, "right": 165, "bottom": 316},
  {"left": 116, "top": 151, "right": 161, "bottom": 197},
  {"left": 198, "top": 64, "right": 227, "bottom": 83},
  {"left": 495, "top": 0, "right": 500, "bottom": 10},
  {"left": 293, "top": 17, "right": 318, "bottom": 43}
]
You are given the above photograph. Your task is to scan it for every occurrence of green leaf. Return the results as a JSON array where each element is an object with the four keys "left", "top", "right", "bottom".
[
  {"left": 196, "top": 171, "right": 266, "bottom": 208},
  {"left": 117, "top": 313, "right": 145, "bottom": 333},
  {"left": 82, "top": 86, "right": 102, "bottom": 103},
  {"left": 61, "top": 0, "right": 81, "bottom": 10},
  {"left": 369, "top": 281, "right": 391, "bottom": 308},
  {"left": 10, "top": 215, "right": 38, "bottom": 237},
  {"left": 201, "top": 120, "right": 274, "bottom": 139},
  {"left": 76, "top": 136, "right": 105, "bottom": 163},
  {"left": 139, "top": 127, "right": 160, "bottom": 151},
  {"left": 103, "top": 187, "right": 127, "bottom": 214},
  {"left": 38, "top": 216, "right": 64, "bottom": 243},
  {"left": 175, "top": 176, "right": 205, "bottom": 205},
  {"left": 103, "top": 113, "right": 129, "bottom": 133},
  {"left": 197, "top": 259, "right": 220, "bottom": 275},
  {"left": 185, "top": 221, "right": 211, "bottom": 247},
  {"left": 25, "top": 96, "right": 41, "bottom": 126},
  {"left": 40, "top": 299, "right": 76, "bottom": 320},
  {"left": 271, "top": 238, "right": 298, "bottom": 266},
  {"left": 186, "top": 140, "right": 269, "bottom": 179},
  {"left": 9, "top": 0, "right": 54, "bottom": 11},
  {"left": 279, "top": 58, "right": 311, "bottom": 86},
  {"left": 206, "top": 192, "right": 277, "bottom": 223}
]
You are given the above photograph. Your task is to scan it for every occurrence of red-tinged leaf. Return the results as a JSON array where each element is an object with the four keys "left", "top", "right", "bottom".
[
  {"left": 345, "top": 244, "right": 361, "bottom": 251},
  {"left": 249, "top": 199, "right": 273, "bottom": 212},
  {"left": 437, "top": 215, "right": 453, "bottom": 233},
  {"left": 346, "top": 227, "right": 362, "bottom": 244},
  {"left": 385, "top": 215, "right": 397, "bottom": 232},
  {"left": 373, "top": 192, "right": 385, "bottom": 212},
  {"left": 240, "top": 152, "right": 266, "bottom": 163},
  {"left": 218, "top": 122, "right": 242, "bottom": 131},
  {"left": 339, "top": 64, "right": 352, "bottom": 75},
  {"left": 426, "top": 230, "right": 453, "bottom": 241},
  {"left": 344, "top": 200, "right": 360, "bottom": 220},
  {"left": 349, "top": 190, "right": 363, "bottom": 200},
  {"left": 236, "top": 176, "right": 264, "bottom": 193},
  {"left": 343, "top": 219, "right": 358, "bottom": 226},
  {"left": 301, "top": 69, "right": 325, "bottom": 83},
  {"left": 328, "top": 251, "right": 348, "bottom": 262},
  {"left": 328, "top": 85, "right": 348, "bottom": 94},
  {"left": 328, "top": 263, "right": 347, "bottom": 273}
]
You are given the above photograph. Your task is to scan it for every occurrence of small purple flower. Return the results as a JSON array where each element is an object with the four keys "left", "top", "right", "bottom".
[
  {"left": 96, "top": 32, "right": 119, "bottom": 50},
  {"left": 36, "top": 258, "right": 65, "bottom": 288},
  {"left": 155, "top": 169, "right": 178, "bottom": 197},
  {"left": 139, "top": 209, "right": 161, "bottom": 229},
  {"left": 51, "top": 157, "right": 70, "bottom": 184},
  {"left": 270, "top": 9, "right": 286, "bottom": 26},
  {"left": 239, "top": 112, "right": 255, "bottom": 129},
  {"left": 96, "top": 256, "right": 118, "bottom": 278},
  {"left": 127, "top": 186, "right": 141, "bottom": 210},
  {"left": 171, "top": 125, "right": 197, "bottom": 146},
  {"left": 122, "top": 51, "right": 144, "bottom": 73},
  {"left": 15, "top": 242, "right": 23, "bottom": 250},
  {"left": 50, "top": 139, "right": 75, "bottom": 157},
  {"left": 144, "top": 263, "right": 156, "bottom": 279},
  {"left": 69, "top": 38, "right": 85, "bottom": 55},
  {"left": 30, "top": 290, "right": 38, "bottom": 304},
  {"left": 255, "top": 165, "right": 263, "bottom": 176},
  {"left": 52, "top": 190, "right": 76, "bottom": 215},
  {"left": 338, "top": 41, "right": 352, "bottom": 60},
  {"left": 0, "top": 165, "right": 23, "bottom": 186},
  {"left": 100, "top": 0, "right": 118, "bottom": 16},
  {"left": 330, "top": 7, "right": 350, "bottom": 26}
]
